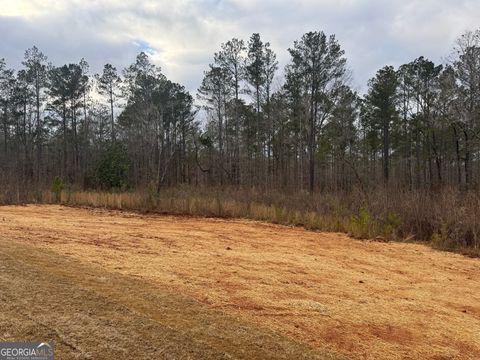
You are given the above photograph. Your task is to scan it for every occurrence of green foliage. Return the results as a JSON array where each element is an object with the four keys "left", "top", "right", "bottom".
[
  {"left": 431, "top": 223, "right": 451, "bottom": 248},
  {"left": 381, "top": 212, "right": 402, "bottom": 239},
  {"left": 349, "top": 206, "right": 402, "bottom": 240},
  {"left": 199, "top": 133, "right": 214, "bottom": 148},
  {"left": 50, "top": 176, "right": 65, "bottom": 202},
  {"left": 350, "top": 206, "right": 377, "bottom": 238},
  {"left": 96, "top": 143, "right": 129, "bottom": 190},
  {"left": 274, "top": 206, "right": 288, "bottom": 224}
]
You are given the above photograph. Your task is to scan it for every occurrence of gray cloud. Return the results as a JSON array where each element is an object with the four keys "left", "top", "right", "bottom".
[{"left": 1, "top": 0, "right": 479, "bottom": 93}]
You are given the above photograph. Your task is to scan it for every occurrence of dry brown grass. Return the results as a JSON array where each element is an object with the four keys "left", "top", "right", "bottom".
[
  {"left": 0, "top": 219, "right": 339, "bottom": 359},
  {"left": 1, "top": 205, "right": 479, "bottom": 359},
  {"left": 4, "top": 182, "right": 480, "bottom": 255},
  {"left": 14, "top": 186, "right": 480, "bottom": 255}
]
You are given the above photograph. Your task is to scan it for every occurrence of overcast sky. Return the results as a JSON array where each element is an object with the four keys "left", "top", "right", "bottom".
[{"left": 1, "top": 0, "right": 479, "bottom": 94}]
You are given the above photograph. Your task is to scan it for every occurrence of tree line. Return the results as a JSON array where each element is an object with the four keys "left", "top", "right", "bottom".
[
  {"left": 1, "top": 29, "right": 480, "bottom": 193},
  {"left": 0, "top": 50, "right": 195, "bottom": 191}
]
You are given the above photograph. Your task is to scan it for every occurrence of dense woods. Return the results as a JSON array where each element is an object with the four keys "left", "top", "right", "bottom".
[
  {"left": 3, "top": 1, "right": 480, "bottom": 357},
  {"left": 2, "top": 29, "right": 480, "bottom": 194},
  {"left": 2, "top": 29, "right": 480, "bottom": 252}
]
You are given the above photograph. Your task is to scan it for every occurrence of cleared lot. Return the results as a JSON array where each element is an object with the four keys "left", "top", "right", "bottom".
[{"left": 0, "top": 205, "right": 479, "bottom": 359}]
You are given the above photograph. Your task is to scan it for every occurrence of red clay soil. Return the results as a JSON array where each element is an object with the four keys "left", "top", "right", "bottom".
[{"left": 0, "top": 205, "right": 479, "bottom": 359}]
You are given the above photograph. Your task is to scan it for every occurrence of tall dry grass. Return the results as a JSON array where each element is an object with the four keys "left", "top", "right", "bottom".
[{"left": 2, "top": 185, "right": 479, "bottom": 256}]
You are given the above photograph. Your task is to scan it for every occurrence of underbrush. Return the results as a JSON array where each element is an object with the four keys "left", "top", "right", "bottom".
[{"left": 2, "top": 185, "right": 479, "bottom": 256}]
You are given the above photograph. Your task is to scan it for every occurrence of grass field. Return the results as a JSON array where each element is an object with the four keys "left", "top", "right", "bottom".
[{"left": 0, "top": 205, "right": 479, "bottom": 359}]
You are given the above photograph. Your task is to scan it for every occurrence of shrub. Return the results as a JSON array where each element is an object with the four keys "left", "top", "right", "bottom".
[
  {"left": 50, "top": 176, "right": 65, "bottom": 203},
  {"left": 6, "top": 184, "right": 480, "bottom": 256},
  {"left": 96, "top": 143, "right": 129, "bottom": 190},
  {"left": 349, "top": 206, "right": 381, "bottom": 239}
]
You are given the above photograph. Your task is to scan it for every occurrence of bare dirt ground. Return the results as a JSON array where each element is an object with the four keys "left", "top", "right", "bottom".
[{"left": 0, "top": 205, "right": 479, "bottom": 359}]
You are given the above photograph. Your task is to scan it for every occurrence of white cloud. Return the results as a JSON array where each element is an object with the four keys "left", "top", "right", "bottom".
[{"left": 0, "top": 0, "right": 479, "bottom": 93}]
